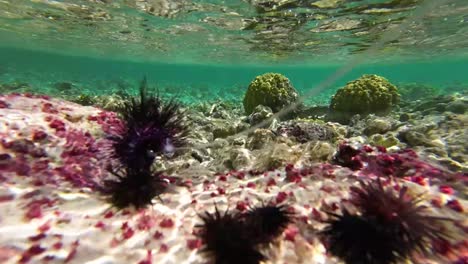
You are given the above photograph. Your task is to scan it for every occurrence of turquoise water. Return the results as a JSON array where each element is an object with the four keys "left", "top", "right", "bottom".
[
  {"left": 1, "top": 0, "right": 467, "bottom": 106},
  {"left": 1, "top": 47, "right": 467, "bottom": 105},
  {"left": 0, "top": 2, "right": 467, "bottom": 264}
]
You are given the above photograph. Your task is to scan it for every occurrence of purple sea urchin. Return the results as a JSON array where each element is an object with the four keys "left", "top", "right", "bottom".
[
  {"left": 320, "top": 179, "right": 451, "bottom": 264},
  {"left": 110, "top": 77, "right": 188, "bottom": 170},
  {"left": 102, "top": 168, "right": 168, "bottom": 209},
  {"left": 243, "top": 203, "right": 295, "bottom": 245},
  {"left": 197, "top": 206, "right": 265, "bottom": 264}
]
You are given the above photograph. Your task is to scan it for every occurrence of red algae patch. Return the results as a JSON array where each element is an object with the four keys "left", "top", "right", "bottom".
[{"left": 19, "top": 245, "right": 46, "bottom": 263}]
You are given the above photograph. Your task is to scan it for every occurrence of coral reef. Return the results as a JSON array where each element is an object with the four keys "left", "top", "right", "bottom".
[
  {"left": 330, "top": 74, "right": 400, "bottom": 119},
  {"left": 243, "top": 73, "right": 299, "bottom": 115}
]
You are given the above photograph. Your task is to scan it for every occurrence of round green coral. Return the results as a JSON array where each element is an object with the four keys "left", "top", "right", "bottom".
[
  {"left": 243, "top": 73, "right": 299, "bottom": 115},
  {"left": 330, "top": 74, "right": 400, "bottom": 115}
]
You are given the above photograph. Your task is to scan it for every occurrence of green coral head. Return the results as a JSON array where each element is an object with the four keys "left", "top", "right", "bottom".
[
  {"left": 243, "top": 72, "right": 298, "bottom": 115},
  {"left": 330, "top": 74, "right": 400, "bottom": 115}
]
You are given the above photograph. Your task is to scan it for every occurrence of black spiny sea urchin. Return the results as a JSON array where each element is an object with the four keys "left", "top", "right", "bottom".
[
  {"left": 320, "top": 179, "right": 451, "bottom": 264},
  {"left": 243, "top": 203, "right": 295, "bottom": 245},
  {"left": 196, "top": 203, "right": 294, "bottom": 264},
  {"left": 111, "top": 77, "right": 189, "bottom": 170},
  {"left": 197, "top": 206, "right": 265, "bottom": 264},
  {"left": 103, "top": 77, "right": 188, "bottom": 209},
  {"left": 102, "top": 167, "right": 168, "bottom": 209}
]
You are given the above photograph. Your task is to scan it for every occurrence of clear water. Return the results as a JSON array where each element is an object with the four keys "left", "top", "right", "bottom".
[
  {"left": 1, "top": 47, "right": 468, "bottom": 106},
  {"left": 0, "top": 1, "right": 467, "bottom": 264},
  {"left": 0, "top": 0, "right": 467, "bottom": 105}
]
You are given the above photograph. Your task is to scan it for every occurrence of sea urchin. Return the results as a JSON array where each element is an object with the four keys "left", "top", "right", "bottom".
[
  {"left": 243, "top": 203, "right": 295, "bottom": 245},
  {"left": 196, "top": 203, "right": 294, "bottom": 264},
  {"left": 102, "top": 167, "right": 168, "bottom": 209},
  {"left": 110, "top": 77, "right": 188, "bottom": 170},
  {"left": 197, "top": 206, "right": 265, "bottom": 264},
  {"left": 320, "top": 179, "right": 451, "bottom": 264}
]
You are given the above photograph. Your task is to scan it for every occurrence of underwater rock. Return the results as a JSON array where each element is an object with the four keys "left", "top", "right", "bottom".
[
  {"left": 431, "top": 157, "right": 465, "bottom": 172},
  {"left": 304, "top": 141, "right": 335, "bottom": 162},
  {"left": 424, "top": 146, "right": 448, "bottom": 158},
  {"left": 297, "top": 105, "right": 329, "bottom": 119},
  {"left": 396, "top": 111, "right": 467, "bottom": 171},
  {"left": 446, "top": 98, "right": 467, "bottom": 114},
  {"left": 71, "top": 94, "right": 127, "bottom": 112},
  {"left": 399, "top": 130, "right": 439, "bottom": 148},
  {"left": 369, "top": 133, "right": 400, "bottom": 148},
  {"left": 363, "top": 117, "right": 395, "bottom": 135},
  {"left": 247, "top": 128, "right": 276, "bottom": 150},
  {"left": 53, "top": 82, "right": 74, "bottom": 91},
  {"left": 399, "top": 112, "right": 415, "bottom": 122},
  {"left": 310, "top": 0, "right": 344, "bottom": 9},
  {"left": 209, "top": 105, "right": 232, "bottom": 119},
  {"left": 439, "top": 114, "right": 468, "bottom": 164},
  {"left": 311, "top": 18, "right": 361, "bottom": 32},
  {"left": 135, "top": 0, "right": 196, "bottom": 18},
  {"left": 212, "top": 119, "right": 248, "bottom": 139},
  {"left": 243, "top": 73, "right": 299, "bottom": 115},
  {"left": 202, "top": 101, "right": 240, "bottom": 119},
  {"left": 330, "top": 74, "right": 400, "bottom": 122},
  {"left": 248, "top": 0, "right": 301, "bottom": 13},
  {"left": 72, "top": 93, "right": 96, "bottom": 106},
  {"left": 255, "top": 142, "right": 304, "bottom": 170},
  {"left": 398, "top": 83, "right": 439, "bottom": 101},
  {"left": 276, "top": 120, "right": 337, "bottom": 143},
  {"left": 248, "top": 104, "right": 273, "bottom": 126},
  {"left": 227, "top": 148, "right": 253, "bottom": 170},
  {"left": 0, "top": 82, "right": 32, "bottom": 93},
  {"left": 411, "top": 94, "right": 455, "bottom": 113},
  {"left": 94, "top": 94, "right": 127, "bottom": 112}
]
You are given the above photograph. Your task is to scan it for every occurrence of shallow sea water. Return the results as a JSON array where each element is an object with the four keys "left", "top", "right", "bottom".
[{"left": 0, "top": 1, "right": 467, "bottom": 264}]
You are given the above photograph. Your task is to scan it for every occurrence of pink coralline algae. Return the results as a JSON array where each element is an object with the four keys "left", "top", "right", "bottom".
[
  {"left": 87, "top": 111, "right": 125, "bottom": 135},
  {"left": 0, "top": 99, "right": 9, "bottom": 108},
  {"left": 0, "top": 93, "right": 115, "bottom": 190},
  {"left": 24, "top": 199, "right": 48, "bottom": 219},
  {"left": 333, "top": 143, "right": 459, "bottom": 183},
  {"left": 1, "top": 138, "right": 47, "bottom": 158},
  {"left": 19, "top": 245, "right": 46, "bottom": 263},
  {"left": 32, "top": 130, "right": 48, "bottom": 141},
  {"left": 47, "top": 118, "right": 66, "bottom": 132}
]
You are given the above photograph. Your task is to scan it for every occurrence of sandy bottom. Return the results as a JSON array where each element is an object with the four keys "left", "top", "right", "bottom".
[{"left": 0, "top": 94, "right": 466, "bottom": 264}]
